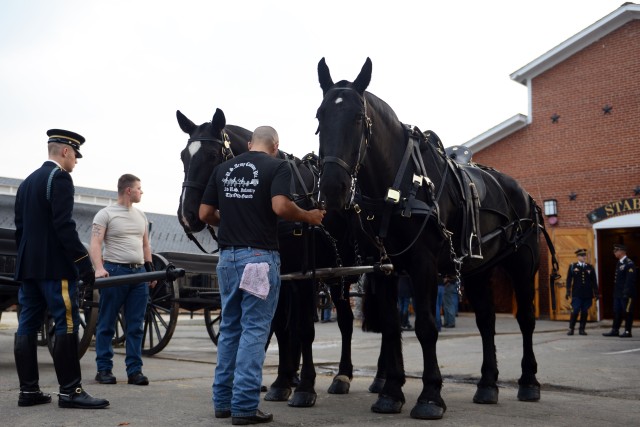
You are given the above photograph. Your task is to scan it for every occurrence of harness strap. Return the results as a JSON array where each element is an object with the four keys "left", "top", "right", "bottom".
[
  {"left": 186, "top": 224, "right": 219, "bottom": 254},
  {"left": 379, "top": 128, "right": 424, "bottom": 240},
  {"left": 458, "top": 167, "right": 483, "bottom": 259},
  {"left": 322, "top": 156, "right": 351, "bottom": 173}
]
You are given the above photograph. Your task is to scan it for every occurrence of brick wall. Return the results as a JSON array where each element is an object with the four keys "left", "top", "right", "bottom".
[{"left": 471, "top": 20, "right": 640, "bottom": 316}]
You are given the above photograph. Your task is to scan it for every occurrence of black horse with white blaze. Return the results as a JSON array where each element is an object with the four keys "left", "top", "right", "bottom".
[
  {"left": 315, "top": 57, "right": 554, "bottom": 420},
  {"left": 176, "top": 108, "right": 359, "bottom": 406}
]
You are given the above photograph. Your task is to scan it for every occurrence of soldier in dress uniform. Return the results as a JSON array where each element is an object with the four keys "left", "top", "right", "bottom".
[
  {"left": 603, "top": 243, "right": 637, "bottom": 338},
  {"left": 565, "top": 249, "right": 598, "bottom": 335},
  {"left": 13, "top": 129, "right": 109, "bottom": 409}
]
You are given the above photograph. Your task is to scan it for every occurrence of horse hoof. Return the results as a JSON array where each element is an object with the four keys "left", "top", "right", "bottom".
[
  {"left": 288, "top": 391, "right": 317, "bottom": 407},
  {"left": 517, "top": 385, "right": 540, "bottom": 402},
  {"left": 371, "top": 395, "right": 403, "bottom": 414},
  {"left": 473, "top": 386, "right": 499, "bottom": 404},
  {"left": 368, "top": 377, "right": 385, "bottom": 394},
  {"left": 410, "top": 401, "right": 445, "bottom": 420},
  {"left": 264, "top": 387, "right": 292, "bottom": 401},
  {"left": 328, "top": 376, "right": 350, "bottom": 394}
]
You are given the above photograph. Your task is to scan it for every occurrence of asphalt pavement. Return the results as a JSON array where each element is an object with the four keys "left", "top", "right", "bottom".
[{"left": 1, "top": 310, "right": 639, "bottom": 426}]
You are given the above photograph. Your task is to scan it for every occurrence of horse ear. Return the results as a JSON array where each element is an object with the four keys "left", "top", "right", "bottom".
[
  {"left": 176, "top": 110, "right": 196, "bottom": 135},
  {"left": 318, "top": 57, "right": 334, "bottom": 95},
  {"left": 212, "top": 108, "right": 226, "bottom": 130},
  {"left": 352, "top": 57, "right": 372, "bottom": 95}
]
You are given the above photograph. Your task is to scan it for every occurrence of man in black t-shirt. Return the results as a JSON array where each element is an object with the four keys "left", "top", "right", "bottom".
[{"left": 200, "top": 126, "right": 324, "bottom": 425}]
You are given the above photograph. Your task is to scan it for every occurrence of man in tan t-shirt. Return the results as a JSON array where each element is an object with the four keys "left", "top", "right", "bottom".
[{"left": 89, "top": 174, "right": 156, "bottom": 386}]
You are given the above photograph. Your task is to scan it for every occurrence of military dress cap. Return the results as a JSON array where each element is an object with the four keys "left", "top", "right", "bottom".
[
  {"left": 47, "top": 129, "right": 85, "bottom": 158},
  {"left": 575, "top": 249, "right": 587, "bottom": 256},
  {"left": 613, "top": 243, "right": 627, "bottom": 251}
]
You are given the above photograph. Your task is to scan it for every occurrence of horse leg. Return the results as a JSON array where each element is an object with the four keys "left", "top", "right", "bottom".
[
  {"left": 410, "top": 267, "right": 446, "bottom": 419},
  {"left": 328, "top": 282, "right": 355, "bottom": 394},
  {"left": 264, "top": 283, "right": 294, "bottom": 401},
  {"left": 368, "top": 343, "right": 386, "bottom": 393},
  {"left": 289, "top": 280, "right": 318, "bottom": 407},
  {"left": 465, "top": 271, "right": 500, "bottom": 404},
  {"left": 369, "top": 275, "right": 406, "bottom": 415},
  {"left": 504, "top": 249, "right": 540, "bottom": 402}
]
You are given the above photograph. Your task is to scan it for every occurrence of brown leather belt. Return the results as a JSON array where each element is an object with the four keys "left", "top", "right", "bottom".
[{"left": 105, "top": 261, "right": 143, "bottom": 269}]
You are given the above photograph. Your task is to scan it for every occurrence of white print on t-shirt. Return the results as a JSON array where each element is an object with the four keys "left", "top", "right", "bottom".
[{"left": 222, "top": 161, "right": 259, "bottom": 199}]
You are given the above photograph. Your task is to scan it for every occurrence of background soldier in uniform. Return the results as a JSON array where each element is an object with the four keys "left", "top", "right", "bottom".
[
  {"left": 565, "top": 249, "right": 598, "bottom": 336},
  {"left": 603, "top": 244, "right": 636, "bottom": 338}
]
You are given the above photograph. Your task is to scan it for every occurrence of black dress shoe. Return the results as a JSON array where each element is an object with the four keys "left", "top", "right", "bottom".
[
  {"left": 232, "top": 409, "right": 273, "bottom": 425},
  {"left": 215, "top": 409, "right": 231, "bottom": 418},
  {"left": 95, "top": 370, "right": 117, "bottom": 384},
  {"left": 58, "top": 387, "right": 110, "bottom": 409},
  {"left": 18, "top": 390, "right": 52, "bottom": 406},
  {"left": 602, "top": 329, "right": 619, "bottom": 337},
  {"left": 127, "top": 372, "right": 149, "bottom": 385},
  {"left": 567, "top": 329, "right": 574, "bottom": 336},
  {"left": 620, "top": 331, "right": 632, "bottom": 338},
  {"left": 579, "top": 329, "right": 587, "bottom": 336}
]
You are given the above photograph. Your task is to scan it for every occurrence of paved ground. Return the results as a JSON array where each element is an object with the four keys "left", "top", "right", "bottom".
[{"left": 1, "top": 310, "right": 639, "bottom": 426}]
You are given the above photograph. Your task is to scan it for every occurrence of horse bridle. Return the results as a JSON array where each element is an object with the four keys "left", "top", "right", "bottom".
[
  {"left": 181, "top": 131, "right": 235, "bottom": 254},
  {"left": 318, "top": 87, "right": 373, "bottom": 209}
]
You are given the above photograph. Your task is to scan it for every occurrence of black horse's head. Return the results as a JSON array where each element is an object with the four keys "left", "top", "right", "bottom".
[
  {"left": 315, "top": 57, "right": 375, "bottom": 211},
  {"left": 176, "top": 108, "right": 249, "bottom": 233}
]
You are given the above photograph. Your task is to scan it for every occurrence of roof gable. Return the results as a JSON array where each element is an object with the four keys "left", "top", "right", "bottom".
[{"left": 511, "top": 3, "right": 640, "bottom": 85}]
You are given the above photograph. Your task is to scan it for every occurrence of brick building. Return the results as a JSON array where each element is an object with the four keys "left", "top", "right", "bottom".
[{"left": 464, "top": 3, "right": 640, "bottom": 321}]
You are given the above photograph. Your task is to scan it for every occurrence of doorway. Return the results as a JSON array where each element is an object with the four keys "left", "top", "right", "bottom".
[{"left": 596, "top": 226, "right": 640, "bottom": 320}]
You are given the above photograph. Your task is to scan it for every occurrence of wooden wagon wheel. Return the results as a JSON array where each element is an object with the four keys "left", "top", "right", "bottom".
[
  {"left": 203, "top": 308, "right": 220, "bottom": 345},
  {"left": 141, "top": 254, "right": 179, "bottom": 355},
  {"left": 46, "top": 282, "right": 99, "bottom": 358}
]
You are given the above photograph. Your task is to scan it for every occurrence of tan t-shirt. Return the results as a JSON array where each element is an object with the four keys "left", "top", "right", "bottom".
[{"left": 93, "top": 204, "right": 148, "bottom": 264}]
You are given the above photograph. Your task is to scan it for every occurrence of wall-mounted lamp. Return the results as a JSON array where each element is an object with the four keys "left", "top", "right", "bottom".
[{"left": 543, "top": 199, "right": 558, "bottom": 225}]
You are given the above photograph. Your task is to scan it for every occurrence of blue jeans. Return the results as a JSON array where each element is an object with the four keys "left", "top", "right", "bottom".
[
  {"left": 322, "top": 305, "right": 332, "bottom": 321},
  {"left": 213, "top": 247, "right": 281, "bottom": 417},
  {"left": 95, "top": 263, "right": 149, "bottom": 376},
  {"left": 435, "top": 285, "right": 444, "bottom": 331},
  {"left": 17, "top": 279, "right": 80, "bottom": 336},
  {"left": 398, "top": 297, "right": 411, "bottom": 326}
]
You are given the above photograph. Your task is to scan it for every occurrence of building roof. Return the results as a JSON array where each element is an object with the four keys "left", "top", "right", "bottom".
[
  {"left": 0, "top": 194, "right": 218, "bottom": 255},
  {"left": 510, "top": 3, "right": 640, "bottom": 86},
  {"left": 464, "top": 2, "right": 640, "bottom": 152}
]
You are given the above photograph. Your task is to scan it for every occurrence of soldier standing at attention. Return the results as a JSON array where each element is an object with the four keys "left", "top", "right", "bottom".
[
  {"left": 565, "top": 249, "right": 598, "bottom": 336},
  {"left": 13, "top": 129, "right": 109, "bottom": 409},
  {"left": 603, "top": 244, "right": 636, "bottom": 338}
]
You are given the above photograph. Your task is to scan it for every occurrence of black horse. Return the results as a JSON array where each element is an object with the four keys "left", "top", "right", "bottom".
[
  {"left": 315, "top": 58, "right": 552, "bottom": 420},
  {"left": 176, "top": 108, "right": 359, "bottom": 406}
]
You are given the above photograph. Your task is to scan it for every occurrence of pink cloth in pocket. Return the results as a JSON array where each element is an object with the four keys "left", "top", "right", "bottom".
[{"left": 239, "top": 262, "right": 271, "bottom": 300}]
